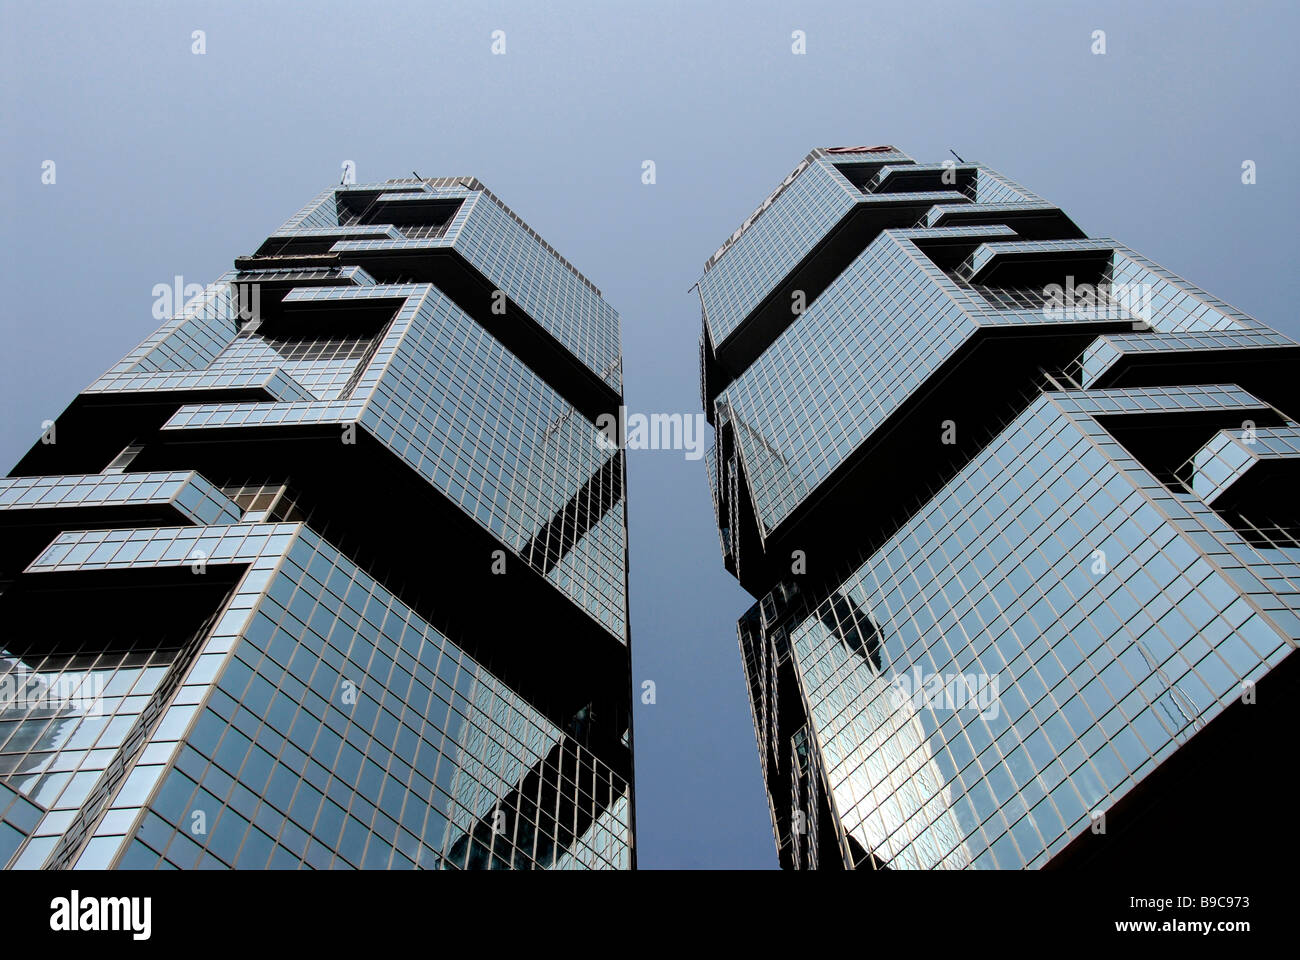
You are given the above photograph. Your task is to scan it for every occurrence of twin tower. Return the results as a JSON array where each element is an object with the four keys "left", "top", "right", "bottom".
[{"left": 2, "top": 149, "right": 1296, "bottom": 870}]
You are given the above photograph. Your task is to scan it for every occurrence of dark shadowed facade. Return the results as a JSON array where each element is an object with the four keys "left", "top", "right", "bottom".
[
  {"left": 698, "top": 146, "right": 1299, "bottom": 869},
  {"left": 0, "top": 179, "right": 634, "bottom": 870}
]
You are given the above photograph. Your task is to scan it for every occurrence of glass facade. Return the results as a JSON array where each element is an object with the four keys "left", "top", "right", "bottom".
[
  {"left": 1, "top": 178, "right": 633, "bottom": 869},
  {"left": 699, "top": 146, "right": 1299, "bottom": 869}
]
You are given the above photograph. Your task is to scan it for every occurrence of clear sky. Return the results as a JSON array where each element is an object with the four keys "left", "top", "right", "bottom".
[{"left": 2, "top": 0, "right": 1297, "bottom": 869}]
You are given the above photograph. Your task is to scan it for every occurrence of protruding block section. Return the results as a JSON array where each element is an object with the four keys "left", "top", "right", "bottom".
[{"left": 1189, "top": 425, "right": 1300, "bottom": 507}]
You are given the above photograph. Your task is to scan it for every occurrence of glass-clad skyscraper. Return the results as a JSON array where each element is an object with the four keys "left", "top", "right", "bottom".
[
  {"left": 697, "top": 146, "right": 1299, "bottom": 869},
  {"left": 0, "top": 178, "right": 634, "bottom": 870}
]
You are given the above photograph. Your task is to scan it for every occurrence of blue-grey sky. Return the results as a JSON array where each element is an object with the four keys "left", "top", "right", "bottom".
[{"left": 2, "top": 0, "right": 1297, "bottom": 868}]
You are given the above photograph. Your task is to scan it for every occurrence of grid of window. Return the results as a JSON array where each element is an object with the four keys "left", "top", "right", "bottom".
[
  {"left": 361, "top": 178, "right": 609, "bottom": 298},
  {"left": 219, "top": 484, "right": 292, "bottom": 522},
  {"left": 954, "top": 238, "right": 1118, "bottom": 283},
  {"left": 0, "top": 471, "right": 240, "bottom": 526},
  {"left": 161, "top": 399, "right": 366, "bottom": 432},
  {"left": 273, "top": 224, "right": 403, "bottom": 242},
  {"left": 1108, "top": 252, "right": 1246, "bottom": 334},
  {"left": 105, "top": 281, "right": 242, "bottom": 377},
  {"left": 362, "top": 286, "right": 627, "bottom": 638},
  {"left": 274, "top": 187, "right": 341, "bottom": 232},
  {"left": 294, "top": 183, "right": 621, "bottom": 393},
  {"left": 0, "top": 640, "right": 183, "bottom": 869},
  {"left": 3, "top": 174, "right": 632, "bottom": 870},
  {"left": 701, "top": 150, "right": 1298, "bottom": 871},
  {"left": 921, "top": 201, "right": 1058, "bottom": 230},
  {"left": 2, "top": 521, "right": 631, "bottom": 870},
  {"left": 720, "top": 234, "right": 972, "bottom": 530},
  {"left": 714, "top": 223, "right": 1241, "bottom": 547},
  {"left": 87, "top": 366, "right": 314, "bottom": 404},
  {"left": 453, "top": 192, "right": 622, "bottom": 391},
  {"left": 1076, "top": 327, "right": 1296, "bottom": 388},
  {"left": 697, "top": 161, "right": 860, "bottom": 347},
  {"left": 103, "top": 527, "right": 631, "bottom": 870},
  {"left": 233, "top": 265, "right": 376, "bottom": 287},
  {"left": 210, "top": 335, "right": 378, "bottom": 401},
  {"left": 1189, "top": 425, "right": 1300, "bottom": 504},
  {"left": 970, "top": 165, "right": 1046, "bottom": 205},
  {"left": 133, "top": 279, "right": 628, "bottom": 637},
  {"left": 785, "top": 392, "right": 1293, "bottom": 869},
  {"left": 864, "top": 163, "right": 971, "bottom": 193}
]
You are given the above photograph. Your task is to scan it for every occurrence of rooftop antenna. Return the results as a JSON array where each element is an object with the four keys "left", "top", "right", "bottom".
[{"left": 950, "top": 149, "right": 966, "bottom": 163}]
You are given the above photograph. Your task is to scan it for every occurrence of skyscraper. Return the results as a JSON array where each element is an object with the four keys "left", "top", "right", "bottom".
[
  {"left": 0, "top": 178, "right": 634, "bottom": 870},
  {"left": 697, "top": 146, "right": 1299, "bottom": 869}
]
